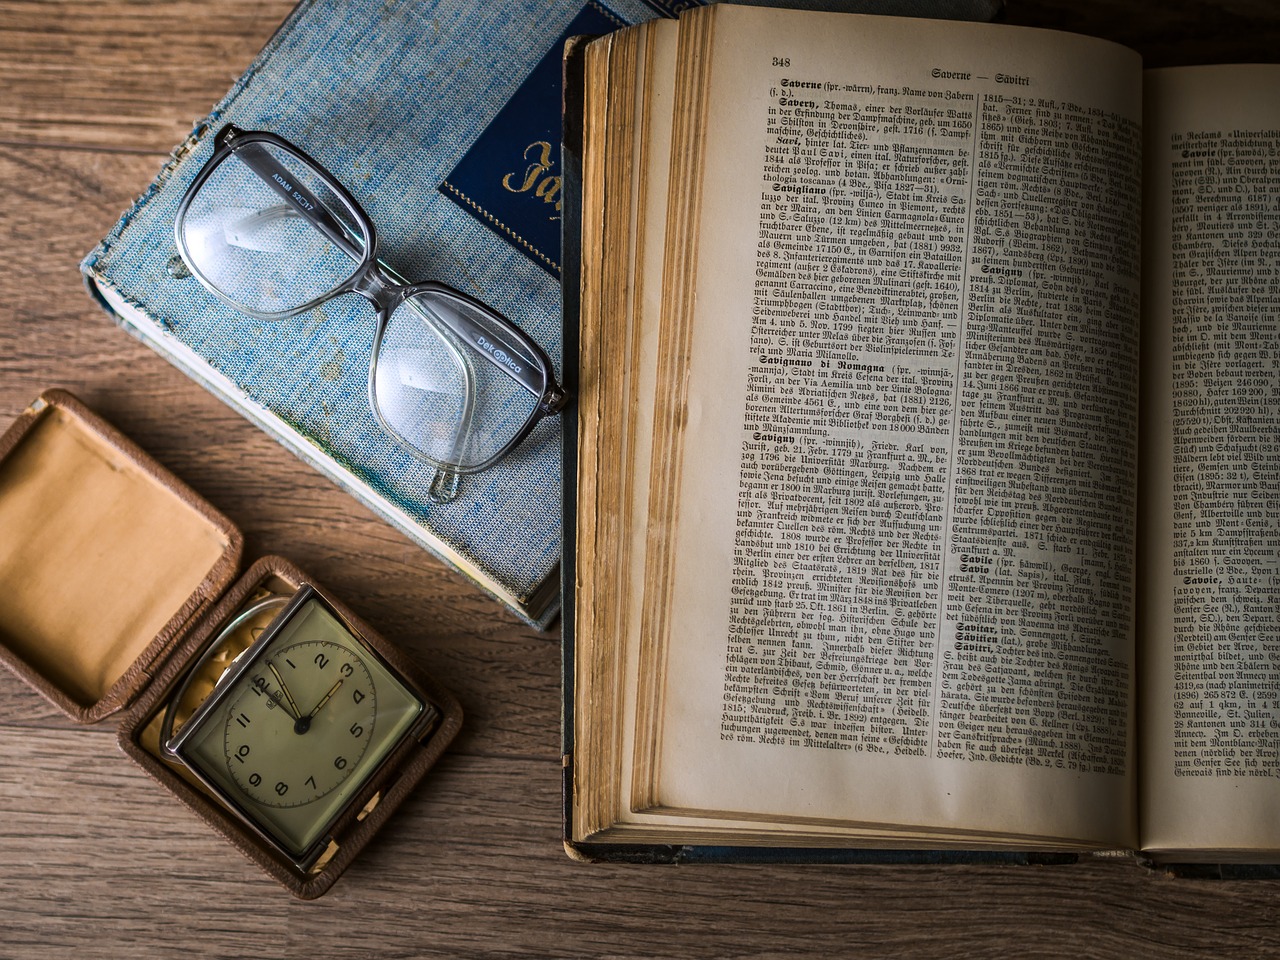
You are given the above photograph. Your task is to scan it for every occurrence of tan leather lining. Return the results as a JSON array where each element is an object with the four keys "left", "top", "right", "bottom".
[{"left": 0, "top": 405, "right": 229, "bottom": 705}]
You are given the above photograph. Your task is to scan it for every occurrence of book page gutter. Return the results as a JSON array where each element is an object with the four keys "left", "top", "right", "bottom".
[{"left": 650, "top": 8, "right": 1142, "bottom": 845}]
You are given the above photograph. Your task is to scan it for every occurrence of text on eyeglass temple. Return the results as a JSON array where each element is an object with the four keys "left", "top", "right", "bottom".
[
  {"left": 477, "top": 335, "right": 523, "bottom": 374},
  {"left": 271, "top": 173, "right": 316, "bottom": 213}
]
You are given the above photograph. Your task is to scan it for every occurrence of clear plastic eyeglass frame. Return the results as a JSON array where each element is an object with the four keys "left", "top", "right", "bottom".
[{"left": 174, "top": 124, "right": 568, "bottom": 503}]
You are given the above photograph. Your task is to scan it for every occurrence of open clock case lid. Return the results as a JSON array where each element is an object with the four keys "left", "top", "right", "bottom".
[
  {"left": 0, "top": 389, "right": 462, "bottom": 898},
  {"left": 0, "top": 389, "right": 243, "bottom": 722}
]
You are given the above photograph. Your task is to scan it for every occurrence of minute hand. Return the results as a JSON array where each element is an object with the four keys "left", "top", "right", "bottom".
[{"left": 307, "top": 678, "right": 344, "bottom": 719}]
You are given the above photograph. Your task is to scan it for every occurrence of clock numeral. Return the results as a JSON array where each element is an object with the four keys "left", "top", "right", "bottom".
[
  {"left": 334, "top": 756, "right": 348, "bottom": 770},
  {"left": 340, "top": 662, "right": 354, "bottom": 678},
  {"left": 349, "top": 722, "right": 364, "bottom": 738},
  {"left": 249, "top": 773, "right": 262, "bottom": 787},
  {"left": 306, "top": 775, "right": 317, "bottom": 790},
  {"left": 235, "top": 712, "right": 251, "bottom": 728},
  {"left": 234, "top": 744, "right": 251, "bottom": 763},
  {"left": 285, "top": 658, "right": 297, "bottom": 670},
  {"left": 251, "top": 675, "right": 269, "bottom": 696},
  {"left": 314, "top": 653, "right": 330, "bottom": 669},
  {"left": 275, "top": 781, "right": 289, "bottom": 796},
  {"left": 353, "top": 688, "right": 366, "bottom": 705}
]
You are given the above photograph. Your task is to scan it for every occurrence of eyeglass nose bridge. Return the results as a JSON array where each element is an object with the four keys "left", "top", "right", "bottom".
[{"left": 347, "top": 258, "right": 399, "bottom": 310}]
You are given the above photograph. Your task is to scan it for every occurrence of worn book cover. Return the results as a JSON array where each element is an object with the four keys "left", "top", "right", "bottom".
[{"left": 82, "top": 0, "right": 689, "bottom": 627}]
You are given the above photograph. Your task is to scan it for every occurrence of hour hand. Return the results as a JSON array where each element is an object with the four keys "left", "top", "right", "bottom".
[{"left": 267, "top": 661, "right": 302, "bottom": 720}]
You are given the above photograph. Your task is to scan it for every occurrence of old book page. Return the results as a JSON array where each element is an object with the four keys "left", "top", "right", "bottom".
[
  {"left": 1139, "top": 65, "right": 1280, "bottom": 858},
  {"left": 575, "top": 18, "right": 1031, "bottom": 848},
  {"left": 574, "top": 19, "right": 908, "bottom": 846},
  {"left": 630, "top": 6, "right": 1142, "bottom": 846}
]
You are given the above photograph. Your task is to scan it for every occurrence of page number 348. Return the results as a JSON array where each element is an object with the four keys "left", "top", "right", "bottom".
[{"left": 772, "top": 56, "right": 790, "bottom": 67}]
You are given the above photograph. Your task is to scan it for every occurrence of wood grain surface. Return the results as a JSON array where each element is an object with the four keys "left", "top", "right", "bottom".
[{"left": 0, "top": 1, "right": 1277, "bottom": 956}]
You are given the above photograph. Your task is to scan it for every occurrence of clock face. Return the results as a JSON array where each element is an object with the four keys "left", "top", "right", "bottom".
[
  {"left": 169, "top": 589, "right": 427, "bottom": 864},
  {"left": 222, "top": 639, "right": 377, "bottom": 808}
]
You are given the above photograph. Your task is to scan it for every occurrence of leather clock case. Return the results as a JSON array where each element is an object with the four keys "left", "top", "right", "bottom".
[
  {"left": 0, "top": 389, "right": 241, "bottom": 722},
  {"left": 119, "top": 555, "right": 464, "bottom": 900},
  {"left": 0, "top": 389, "right": 462, "bottom": 898}
]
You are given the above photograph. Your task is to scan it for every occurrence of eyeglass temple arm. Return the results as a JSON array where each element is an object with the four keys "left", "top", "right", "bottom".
[{"left": 223, "top": 134, "right": 365, "bottom": 262}]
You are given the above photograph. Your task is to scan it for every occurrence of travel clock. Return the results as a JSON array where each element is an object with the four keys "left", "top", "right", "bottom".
[{"left": 162, "top": 584, "right": 438, "bottom": 868}]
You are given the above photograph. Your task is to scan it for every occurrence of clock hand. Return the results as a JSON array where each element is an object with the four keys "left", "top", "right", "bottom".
[
  {"left": 287, "top": 678, "right": 344, "bottom": 736},
  {"left": 266, "top": 661, "right": 302, "bottom": 720},
  {"left": 307, "top": 678, "right": 345, "bottom": 720}
]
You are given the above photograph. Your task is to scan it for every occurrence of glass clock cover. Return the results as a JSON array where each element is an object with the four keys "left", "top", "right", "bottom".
[{"left": 166, "top": 587, "right": 427, "bottom": 864}]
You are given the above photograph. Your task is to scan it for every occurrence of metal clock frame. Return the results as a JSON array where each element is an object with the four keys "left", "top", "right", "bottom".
[{"left": 163, "top": 583, "right": 438, "bottom": 870}]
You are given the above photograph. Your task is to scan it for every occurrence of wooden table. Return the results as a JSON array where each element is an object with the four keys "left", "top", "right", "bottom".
[{"left": 1, "top": 1, "right": 1278, "bottom": 955}]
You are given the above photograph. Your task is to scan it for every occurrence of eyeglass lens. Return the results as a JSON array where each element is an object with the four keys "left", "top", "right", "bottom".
[
  {"left": 375, "top": 290, "right": 545, "bottom": 471},
  {"left": 179, "top": 142, "right": 369, "bottom": 317}
]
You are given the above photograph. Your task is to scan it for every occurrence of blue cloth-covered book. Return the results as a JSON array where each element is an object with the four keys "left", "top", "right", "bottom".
[{"left": 82, "top": 0, "right": 676, "bottom": 626}]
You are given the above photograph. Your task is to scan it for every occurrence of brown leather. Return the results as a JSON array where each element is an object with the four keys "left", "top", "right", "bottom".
[
  {"left": 0, "top": 391, "right": 462, "bottom": 897},
  {"left": 0, "top": 389, "right": 242, "bottom": 721}
]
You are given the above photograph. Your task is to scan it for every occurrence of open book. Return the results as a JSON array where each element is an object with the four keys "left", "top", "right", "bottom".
[{"left": 567, "top": 3, "right": 1280, "bottom": 860}]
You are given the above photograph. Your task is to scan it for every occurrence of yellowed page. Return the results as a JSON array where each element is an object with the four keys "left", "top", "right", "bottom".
[
  {"left": 573, "top": 19, "right": 681, "bottom": 841},
  {"left": 572, "top": 30, "right": 621, "bottom": 839},
  {"left": 642, "top": 5, "right": 1142, "bottom": 846},
  {"left": 1139, "top": 64, "right": 1280, "bottom": 857},
  {"left": 575, "top": 20, "right": 992, "bottom": 847},
  {"left": 606, "top": 20, "right": 681, "bottom": 832}
]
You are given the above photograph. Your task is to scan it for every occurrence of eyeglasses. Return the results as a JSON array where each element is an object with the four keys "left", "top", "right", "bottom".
[{"left": 174, "top": 124, "right": 568, "bottom": 501}]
